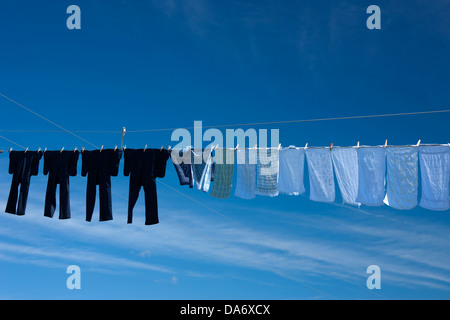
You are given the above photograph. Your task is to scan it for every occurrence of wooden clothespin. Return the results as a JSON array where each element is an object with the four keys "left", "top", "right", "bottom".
[
  {"left": 235, "top": 144, "right": 239, "bottom": 151},
  {"left": 74, "top": 147, "right": 78, "bottom": 152},
  {"left": 44, "top": 148, "right": 47, "bottom": 153},
  {"left": 100, "top": 145, "right": 103, "bottom": 152},
  {"left": 81, "top": 147, "right": 85, "bottom": 153},
  {"left": 304, "top": 143, "right": 308, "bottom": 150},
  {"left": 416, "top": 139, "right": 421, "bottom": 147},
  {"left": 37, "top": 147, "right": 41, "bottom": 153},
  {"left": 145, "top": 145, "right": 148, "bottom": 152},
  {"left": 356, "top": 141, "right": 360, "bottom": 149},
  {"left": 168, "top": 146, "right": 171, "bottom": 150},
  {"left": 60, "top": 147, "right": 64, "bottom": 153},
  {"left": 24, "top": 147, "right": 28, "bottom": 153},
  {"left": 114, "top": 145, "right": 117, "bottom": 151},
  {"left": 330, "top": 143, "right": 333, "bottom": 151},
  {"left": 9, "top": 148, "right": 13, "bottom": 153},
  {"left": 384, "top": 139, "right": 388, "bottom": 148},
  {"left": 278, "top": 143, "right": 281, "bottom": 150}
]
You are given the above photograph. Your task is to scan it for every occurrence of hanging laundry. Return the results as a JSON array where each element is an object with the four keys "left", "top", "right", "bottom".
[
  {"left": 5, "top": 150, "right": 43, "bottom": 215},
  {"left": 43, "top": 150, "right": 80, "bottom": 219},
  {"left": 306, "top": 148, "right": 335, "bottom": 202},
  {"left": 210, "top": 149, "right": 235, "bottom": 199},
  {"left": 256, "top": 148, "right": 279, "bottom": 197},
  {"left": 81, "top": 149, "right": 123, "bottom": 222},
  {"left": 356, "top": 147, "right": 386, "bottom": 206},
  {"left": 124, "top": 148, "right": 170, "bottom": 225},
  {"left": 191, "top": 148, "right": 214, "bottom": 193},
  {"left": 331, "top": 148, "right": 359, "bottom": 206},
  {"left": 383, "top": 147, "right": 418, "bottom": 210},
  {"left": 171, "top": 147, "right": 194, "bottom": 188},
  {"left": 278, "top": 147, "right": 305, "bottom": 196},
  {"left": 234, "top": 148, "right": 257, "bottom": 200},
  {"left": 418, "top": 145, "right": 450, "bottom": 211}
]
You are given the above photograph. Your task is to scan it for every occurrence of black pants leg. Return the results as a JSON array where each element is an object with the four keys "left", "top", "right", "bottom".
[
  {"left": 86, "top": 179, "right": 97, "bottom": 222},
  {"left": 16, "top": 175, "right": 31, "bottom": 216},
  {"left": 44, "top": 176, "right": 57, "bottom": 218},
  {"left": 59, "top": 178, "right": 71, "bottom": 219},
  {"left": 5, "top": 174, "right": 20, "bottom": 214},
  {"left": 143, "top": 177, "right": 159, "bottom": 225},
  {"left": 99, "top": 179, "right": 113, "bottom": 221},
  {"left": 127, "top": 174, "right": 142, "bottom": 224}
]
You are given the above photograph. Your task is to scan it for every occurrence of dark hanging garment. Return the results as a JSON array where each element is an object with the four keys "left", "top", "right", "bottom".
[
  {"left": 124, "top": 148, "right": 170, "bottom": 225},
  {"left": 81, "top": 149, "right": 122, "bottom": 222},
  {"left": 5, "top": 151, "right": 43, "bottom": 216},
  {"left": 43, "top": 151, "right": 80, "bottom": 219}
]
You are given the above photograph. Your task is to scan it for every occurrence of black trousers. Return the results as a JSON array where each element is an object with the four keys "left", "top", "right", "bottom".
[
  {"left": 6, "top": 169, "right": 31, "bottom": 215},
  {"left": 86, "top": 177, "right": 113, "bottom": 222},
  {"left": 44, "top": 174, "right": 71, "bottom": 219},
  {"left": 5, "top": 151, "right": 42, "bottom": 216}
]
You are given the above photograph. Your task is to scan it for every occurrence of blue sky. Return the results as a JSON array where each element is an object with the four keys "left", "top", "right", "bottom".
[{"left": 0, "top": 0, "right": 449, "bottom": 300}]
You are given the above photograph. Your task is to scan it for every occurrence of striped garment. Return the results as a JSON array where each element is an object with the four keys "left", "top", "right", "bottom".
[
  {"left": 234, "top": 149, "right": 257, "bottom": 200},
  {"left": 256, "top": 148, "right": 279, "bottom": 197}
]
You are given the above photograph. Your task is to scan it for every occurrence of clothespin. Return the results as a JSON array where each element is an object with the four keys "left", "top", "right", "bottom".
[
  {"left": 9, "top": 148, "right": 12, "bottom": 153},
  {"left": 168, "top": 146, "right": 171, "bottom": 150},
  {"left": 74, "top": 147, "right": 78, "bottom": 152},
  {"left": 235, "top": 144, "right": 239, "bottom": 151},
  {"left": 356, "top": 141, "right": 360, "bottom": 149},
  {"left": 145, "top": 145, "right": 148, "bottom": 152},
  {"left": 304, "top": 143, "right": 308, "bottom": 150},
  {"left": 60, "top": 147, "right": 64, "bottom": 153},
  {"left": 330, "top": 143, "right": 333, "bottom": 151},
  {"left": 38, "top": 147, "right": 41, "bottom": 153},
  {"left": 44, "top": 148, "right": 47, "bottom": 153},
  {"left": 100, "top": 145, "right": 103, "bottom": 152},
  {"left": 384, "top": 139, "right": 388, "bottom": 148},
  {"left": 416, "top": 139, "right": 421, "bottom": 147},
  {"left": 121, "top": 127, "right": 126, "bottom": 150},
  {"left": 278, "top": 143, "right": 281, "bottom": 150},
  {"left": 114, "top": 145, "right": 117, "bottom": 151},
  {"left": 81, "top": 147, "right": 85, "bottom": 153},
  {"left": 24, "top": 147, "right": 28, "bottom": 153},
  {"left": 254, "top": 144, "right": 257, "bottom": 149}
]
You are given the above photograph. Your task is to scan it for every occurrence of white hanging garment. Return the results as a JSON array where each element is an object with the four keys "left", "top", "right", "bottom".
[{"left": 306, "top": 148, "right": 335, "bottom": 202}]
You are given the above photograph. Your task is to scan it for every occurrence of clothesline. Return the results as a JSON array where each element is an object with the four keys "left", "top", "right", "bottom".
[{"left": 1, "top": 92, "right": 450, "bottom": 134}]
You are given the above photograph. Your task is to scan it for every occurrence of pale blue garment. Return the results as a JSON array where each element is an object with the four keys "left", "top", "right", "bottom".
[
  {"left": 331, "top": 148, "right": 359, "bottom": 206},
  {"left": 356, "top": 147, "right": 386, "bottom": 206},
  {"left": 305, "top": 149, "right": 335, "bottom": 202},
  {"left": 256, "top": 148, "right": 279, "bottom": 197},
  {"left": 419, "top": 145, "right": 450, "bottom": 211},
  {"left": 383, "top": 147, "right": 418, "bottom": 210},
  {"left": 234, "top": 149, "right": 257, "bottom": 200},
  {"left": 278, "top": 147, "right": 305, "bottom": 196}
]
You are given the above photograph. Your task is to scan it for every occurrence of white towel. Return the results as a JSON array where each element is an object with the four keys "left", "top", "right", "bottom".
[
  {"left": 278, "top": 148, "right": 305, "bottom": 196},
  {"left": 383, "top": 147, "right": 418, "bottom": 210},
  {"left": 306, "top": 149, "right": 335, "bottom": 202},
  {"left": 234, "top": 149, "right": 257, "bottom": 200},
  {"left": 356, "top": 147, "right": 386, "bottom": 206},
  {"left": 331, "top": 148, "right": 359, "bottom": 206},
  {"left": 419, "top": 145, "right": 450, "bottom": 211},
  {"left": 256, "top": 148, "right": 279, "bottom": 197}
]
